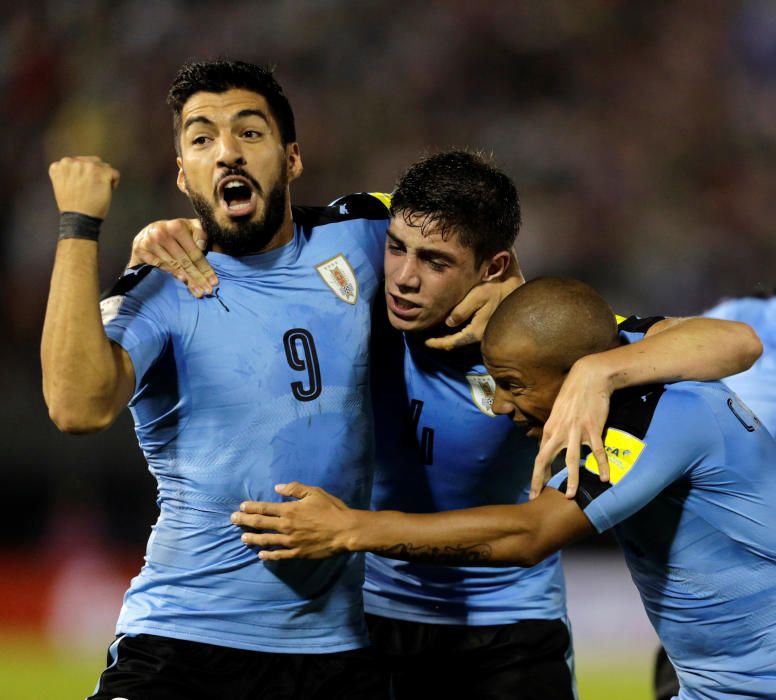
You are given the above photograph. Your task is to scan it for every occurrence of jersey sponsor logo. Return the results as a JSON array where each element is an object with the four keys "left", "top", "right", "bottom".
[
  {"left": 465, "top": 373, "right": 497, "bottom": 417},
  {"left": 315, "top": 254, "right": 358, "bottom": 304},
  {"left": 584, "top": 427, "right": 645, "bottom": 484},
  {"left": 100, "top": 295, "right": 125, "bottom": 326}
]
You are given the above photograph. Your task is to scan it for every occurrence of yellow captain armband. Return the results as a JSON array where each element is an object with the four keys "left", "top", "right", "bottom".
[
  {"left": 584, "top": 428, "right": 646, "bottom": 484},
  {"left": 368, "top": 192, "right": 392, "bottom": 211}
]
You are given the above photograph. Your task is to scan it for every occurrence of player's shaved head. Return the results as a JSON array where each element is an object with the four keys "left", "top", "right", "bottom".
[{"left": 484, "top": 277, "right": 619, "bottom": 371}]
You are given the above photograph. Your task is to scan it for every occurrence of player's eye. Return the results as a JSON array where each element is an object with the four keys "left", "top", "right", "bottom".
[
  {"left": 427, "top": 259, "right": 448, "bottom": 271},
  {"left": 191, "top": 135, "right": 210, "bottom": 146},
  {"left": 242, "top": 129, "right": 263, "bottom": 139},
  {"left": 388, "top": 242, "right": 405, "bottom": 254}
]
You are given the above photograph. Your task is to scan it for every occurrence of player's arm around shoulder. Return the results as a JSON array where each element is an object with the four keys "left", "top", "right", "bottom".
[
  {"left": 232, "top": 481, "right": 594, "bottom": 568},
  {"left": 530, "top": 313, "right": 763, "bottom": 500},
  {"left": 42, "top": 156, "right": 135, "bottom": 433},
  {"left": 129, "top": 218, "right": 217, "bottom": 297},
  {"left": 641, "top": 315, "right": 762, "bottom": 377}
]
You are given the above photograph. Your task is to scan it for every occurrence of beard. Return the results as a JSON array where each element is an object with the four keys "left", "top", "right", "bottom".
[{"left": 186, "top": 167, "right": 288, "bottom": 257}]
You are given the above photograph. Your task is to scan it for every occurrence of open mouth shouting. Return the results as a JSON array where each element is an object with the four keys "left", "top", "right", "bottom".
[
  {"left": 216, "top": 175, "right": 260, "bottom": 219},
  {"left": 387, "top": 292, "right": 422, "bottom": 319}
]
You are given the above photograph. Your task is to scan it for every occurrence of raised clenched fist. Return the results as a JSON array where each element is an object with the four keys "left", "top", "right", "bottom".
[{"left": 48, "top": 156, "right": 120, "bottom": 220}]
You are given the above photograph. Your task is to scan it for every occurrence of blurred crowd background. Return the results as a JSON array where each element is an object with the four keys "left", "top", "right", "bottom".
[{"left": 2, "top": 0, "right": 775, "bottom": 695}]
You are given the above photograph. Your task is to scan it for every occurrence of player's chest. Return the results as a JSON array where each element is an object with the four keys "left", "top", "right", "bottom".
[
  {"left": 374, "top": 349, "right": 522, "bottom": 469},
  {"left": 179, "top": 278, "right": 373, "bottom": 401}
]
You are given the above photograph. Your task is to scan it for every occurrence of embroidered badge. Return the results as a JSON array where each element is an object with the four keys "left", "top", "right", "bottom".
[
  {"left": 316, "top": 254, "right": 358, "bottom": 304},
  {"left": 466, "top": 373, "right": 497, "bottom": 417}
]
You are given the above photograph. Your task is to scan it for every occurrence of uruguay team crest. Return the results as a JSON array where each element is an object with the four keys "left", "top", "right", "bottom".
[
  {"left": 466, "top": 373, "right": 497, "bottom": 417},
  {"left": 316, "top": 254, "right": 358, "bottom": 304}
]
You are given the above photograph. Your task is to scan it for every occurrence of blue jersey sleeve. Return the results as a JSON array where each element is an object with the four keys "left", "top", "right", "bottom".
[
  {"left": 100, "top": 266, "right": 178, "bottom": 393},
  {"left": 548, "top": 387, "right": 717, "bottom": 533}
]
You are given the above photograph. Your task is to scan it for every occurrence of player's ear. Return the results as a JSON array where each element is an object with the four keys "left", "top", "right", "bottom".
[
  {"left": 286, "top": 143, "right": 303, "bottom": 183},
  {"left": 176, "top": 158, "right": 188, "bottom": 195},
  {"left": 480, "top": 250, "right": 511, "bottom": 282}
]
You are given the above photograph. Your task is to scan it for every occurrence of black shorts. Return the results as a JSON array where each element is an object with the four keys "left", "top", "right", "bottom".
[
  {"left": 88, "top": 633, "right": 390, "bottom": 700},
  {"left": 366, "top": 613, "right": 575, "bottom": 700}
]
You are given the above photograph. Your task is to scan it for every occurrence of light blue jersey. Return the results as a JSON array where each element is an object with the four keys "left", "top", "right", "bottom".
[
  {"left": 101, "top": 197, "right": 388, "bottom": 653},
  {"left": 549, "top": 381, "right": 776, "bottom": 699},
  {"left": 704, "top": 296, "right": 776, "bottom": 435},
  {"left": 365, "top": 315, "right": 657, "bottom": 626},
  {"left": 365, "top": 310, "right": 567, "bottom": 625}
]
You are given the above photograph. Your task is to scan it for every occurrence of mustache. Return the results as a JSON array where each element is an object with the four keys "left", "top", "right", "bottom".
[{"left": 214, "top": 168, "right": 262, "bottom": 198}]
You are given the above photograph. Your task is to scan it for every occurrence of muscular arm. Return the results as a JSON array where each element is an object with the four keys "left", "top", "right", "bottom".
[
  {"left": 41, "top": 157, "right": 135, "bottom": 433},
  {"left": 590, "top": 315, "right": 762, "bottom": 389},
  {"left": 232, "top": 482, "right": 594, "bottom": 567},
  {"left": 531, "top": 315, "right": 763, "bottom": 498}
]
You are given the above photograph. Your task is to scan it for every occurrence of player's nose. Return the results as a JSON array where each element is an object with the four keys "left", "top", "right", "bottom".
[
  {"left": 491, "top": 386, "right": 514, "bottom": 417},
  {"left": 216, "top": 132, "right": 246, "bottom": 168},
  {"left": 394, "top": 256, "right": 420, "bottom": 290}
]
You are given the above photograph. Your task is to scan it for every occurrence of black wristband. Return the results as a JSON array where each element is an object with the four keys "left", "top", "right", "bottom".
[{"left": 58, "top": 211, "right": 103, "bottom": 242}]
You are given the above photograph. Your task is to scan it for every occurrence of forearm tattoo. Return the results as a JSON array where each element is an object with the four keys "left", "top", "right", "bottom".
[{"left": 374, "top": 542, "right": 493, "bottom": 565}]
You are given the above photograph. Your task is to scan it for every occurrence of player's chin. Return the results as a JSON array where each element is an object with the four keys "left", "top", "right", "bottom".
[{"left": 218, "top": 212, "right": 263, "bottom": 234}]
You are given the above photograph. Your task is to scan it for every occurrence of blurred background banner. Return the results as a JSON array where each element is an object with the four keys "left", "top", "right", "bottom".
[{"left": 2, "top": 1, "right": 774, "bottom": 697}]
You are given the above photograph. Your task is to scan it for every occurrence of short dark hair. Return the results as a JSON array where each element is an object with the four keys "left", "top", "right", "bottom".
[
  {"left": 391, "top": 150, "right": 521, "bottom": 265},
  {"left": 167, "top": 59, "right": 296, "bottom": 154}
]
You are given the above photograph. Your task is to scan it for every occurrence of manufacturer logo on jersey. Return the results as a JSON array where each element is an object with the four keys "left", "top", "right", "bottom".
[
  {"left": 584, "top": 427, "right": 646, "bottom": 484},
  {"left": 316, "top": 254, "right": 358, "bottom": 304},
  {"left": 99, "top": 295, "right": 125, "bottom": 326},
  {"left": 466, "top": 374, "right": 497, "bottom": 417}
]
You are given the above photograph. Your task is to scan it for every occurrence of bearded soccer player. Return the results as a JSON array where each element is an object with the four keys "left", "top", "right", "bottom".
[
  {"left": 235, "top": 277, "right": 776, "bottom": 700},
  {"left": 41, "top": 59, "right": 396, "bottom": 700},
  {"left": 139, "top": 150, "right": 761, "bottom": 698}
]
